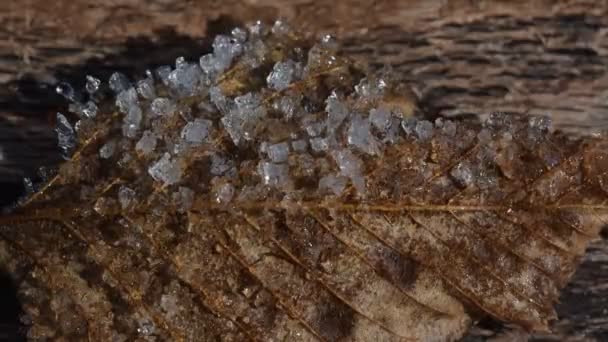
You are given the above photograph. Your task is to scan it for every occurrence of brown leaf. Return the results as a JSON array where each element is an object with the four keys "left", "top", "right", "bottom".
[{"left": 1, "top": 22, "right": 607, "bottom": 341}]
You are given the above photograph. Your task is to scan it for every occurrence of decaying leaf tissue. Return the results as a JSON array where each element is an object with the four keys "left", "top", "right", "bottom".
[{"left": 1, "top": 20, "right": 607, "bottom": 341}]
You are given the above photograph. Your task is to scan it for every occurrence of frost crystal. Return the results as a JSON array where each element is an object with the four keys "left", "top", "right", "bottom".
[
  {"left": 85, "top": 75, "right": 101, "bottom": 94},
  {"left": 291, "top": 139, "right": 308, "bottom": 152},
  {"left": 242, "top": 39, "right": 267, "bottom": 68},
  {"left": 310, "top": 137, "right": 329, "bottom": 152},
  {"left": 259, "top": 161, "right": 289, "bottom": 188},
  {"left": 148, "top": 153, "right": 182, "bottom": 185},
  {"left": 231, "top": 27, "right": 248, "bottom": 43},
  {"left": 122, "top": 106, "right": 142, "bottom": 138},
  {"left": 109, "top": 72, "right": 130, "bottom": 94},
  {"left": 354, "top": 77, "right": 386, "bottom": 98},
  {"left": 173, "top": 186, "right": 195, "bottom": 212},
  {"left": 136, "top": 78, "right": 156, "bottom": 99},
  {"left": 81, "top": 101, "right": 98, "bottom": 118},
  {"left": 450, "top": 162, "right": 474, "bottom": 188},
  {"left": 116, "top": 88, "right": 139, "bottom": 114},
  {"left": 181, "top": 119, "right": 212, "bottom": 145},
  {"left": 118, "top": 186, "right": 136, "bottom": 210},
  {"left": 325, "top": 91, "right": 349, "bottom": 132},
  {"left": 271, "top": 20, "right": 290, "bottom": 35},
  {"left": 167, "top": 58, "right": 202, "bottom": 97},
  {"left": 22, "top": 177, "right": 34, "bottom": 196},
  {"left": 303, "top": 117, "right": 325, "bottom": 137},
  {"left": 56, "top": 82, "right": 76, "bottom": 102},
  {"left": 135, "top": 131, "right": 157, "bottom": 155},
  {"left": 248, "top": 20, "right": 267, "bottom": 36},
  {"left": 267, "top": 142, "right": 290, "bottom": 163},
  {"left": 209, "top": 86, "right": 231, "bottom": 114},
  {"left": 267, "top": 60, "right": 298, "bottom": 90},
  {"left": 319, "top": 174, "right": 348, "bottom": 196},
  {"left": 333, "top": 149, "right": 365, "bottom": 194},
  {"left": 151, "top": 97, "right": 177, "bottom": 116},
  {"left": 211, "top": 35, "right": 243, "bottom": 73},
  {"left": 370, "top": 107, "right": 392, "bottom": 132},
  {"left": 215, "top": 183, "right": 235, "bottom": 204},
  {"left": 99, "top": 141, "right": 116, "bottom": 159},
  {"left": 222, "top": 92, "right": 266, "bottom": 144},
  {"left": 276, "top": 95, "right": 301, "bottom": 120},
  {"left": 348, "top": 114, "right": 381, "bottom": 155},
  {"left": 415, "top": 120, "right": 434, "bottom": 140},
  {"left": 156, "top": 65, "right": 172, "bottom": 85},
  {"left": 210, "top": 154, "right": 235, "bottom": 176},
  {"left": 55, "top": 113, "right": 76, "bottom": 158}
]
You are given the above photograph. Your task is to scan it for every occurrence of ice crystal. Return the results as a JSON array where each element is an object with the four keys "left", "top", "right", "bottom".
[
  {"left": 148, "top": 153, "right": 182, "bottom": 185},
  {"left": 135, "top": 131, "right": 157, "bottom": 155},
  {"left": 55, "top": 113, "right": 76, "bottom": 158},
  {"left": 181, "top": 119, "right": 212, "bottom": 145},
  {"left": 267, "top": 60, "right": 298, "bottom": 90}
]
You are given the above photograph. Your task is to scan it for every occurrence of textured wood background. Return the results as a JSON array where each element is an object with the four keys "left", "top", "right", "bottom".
[{"left": 0, "top": 0, "right": 607, "bottom": 340}]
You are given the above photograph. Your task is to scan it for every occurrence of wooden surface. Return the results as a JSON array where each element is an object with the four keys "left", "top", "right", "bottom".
[{"left": 0, "top": 0, "right": 607, "bottom": 340}]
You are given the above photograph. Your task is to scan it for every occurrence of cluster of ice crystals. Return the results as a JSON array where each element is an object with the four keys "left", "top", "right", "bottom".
[
  {"left": 151, "top": 97, "right": 177, "bottom": 117},
  {"left": 135, "top": 131, "right": 158, "bottom": 155},
  {"left": 266, "top": 142, "right": 289, "bottom": 163},
  {"left": 200, "top": 34, "right": 244, "bottom": 78},
  {"left": 66, "top": 22, "right": 515, "bottom": 206},
  {"left": 181, "top": 119, "right": 212, "bottom": 145},
  {"left": 332, "top": 149, "right": 365, "bottom": 194},
  {"left": 148, "top": 153, "right": 182, "bottom": 185},
  {"left": 267, "top": 60, "right": 299, "bottom": 90},
  {"left": 55, "top": 113, "right": 76, "bottom": 158},
  {"left": 85, "top": 75, "right": 101, "bottom": 94},
  {"left": 99, "top": 141, "right": 116, "bottom": 159},
  {"left": 347, "top": 114, "right": 381, "bottom": 155}
]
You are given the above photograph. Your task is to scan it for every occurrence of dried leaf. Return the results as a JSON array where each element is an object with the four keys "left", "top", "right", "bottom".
[{"left": 1, "top": 22, "right": 608, "bottom": 342}]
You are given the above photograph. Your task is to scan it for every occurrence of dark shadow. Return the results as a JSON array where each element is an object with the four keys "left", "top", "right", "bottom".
[{"left": 0, "top": 270, "right": 25, "bottom": 341}]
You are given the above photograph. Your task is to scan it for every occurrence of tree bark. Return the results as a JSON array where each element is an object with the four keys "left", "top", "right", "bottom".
[{"left": 0, "top": 0, "right": 607, "bottom": 340}]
